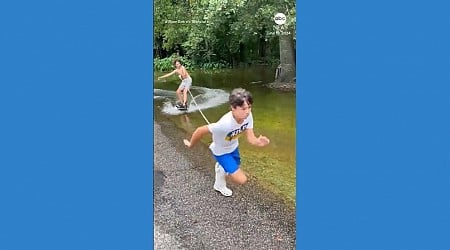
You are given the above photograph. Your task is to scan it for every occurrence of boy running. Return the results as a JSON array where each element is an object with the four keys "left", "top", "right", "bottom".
[{"left": 183, "top": 88, "right": 270, "bottom": 196}]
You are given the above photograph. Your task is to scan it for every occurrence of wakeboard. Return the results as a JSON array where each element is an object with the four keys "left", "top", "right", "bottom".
[{"left": 175, "top": 103, "right": 188, "bottom": 111}]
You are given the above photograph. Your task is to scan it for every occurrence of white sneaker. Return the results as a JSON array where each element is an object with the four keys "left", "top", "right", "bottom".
[{"left": 213, "top": 162, "right": 233, "bottom": 197}]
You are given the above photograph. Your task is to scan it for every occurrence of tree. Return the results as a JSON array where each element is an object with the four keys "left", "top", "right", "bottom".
[
  {"left": 153, "top": 0, "right": 296, "bottom": 72},
  {"left": 277, "top": 33, "right": 296, "bottom": 83},
  {"left": 274, "top": 4, "right": 296, "bottom": 83}
]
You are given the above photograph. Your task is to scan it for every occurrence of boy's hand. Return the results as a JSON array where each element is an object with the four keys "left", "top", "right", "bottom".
[
  {"left": 258, "top": 135, "right": 270, "bottom": 146},
  {"left": 183, "top": 139, "right": 191, "bottom": 148}
]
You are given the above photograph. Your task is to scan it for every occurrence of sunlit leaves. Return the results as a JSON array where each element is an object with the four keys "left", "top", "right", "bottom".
[{"left": 154, "top": 0, "right": 295, "bottom": 67}]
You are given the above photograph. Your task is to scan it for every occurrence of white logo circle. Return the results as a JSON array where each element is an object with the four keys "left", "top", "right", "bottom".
[{"left": 274, "top": 13, "right": 286, "bottom": 25}]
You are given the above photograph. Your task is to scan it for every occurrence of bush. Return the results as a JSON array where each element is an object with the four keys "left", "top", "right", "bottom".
[
  {"left": 153, "top": 55, "right": 195, "bottom": 72},
  {"left": 200, "top": 60, "right": 230, "bottom": 70}
]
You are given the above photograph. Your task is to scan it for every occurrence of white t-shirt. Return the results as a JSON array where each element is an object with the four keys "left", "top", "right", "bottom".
[{"left": 207, "top": 111, "right": 254, "bottom": 156}]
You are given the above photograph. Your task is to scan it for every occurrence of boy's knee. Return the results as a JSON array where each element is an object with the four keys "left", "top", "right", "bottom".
[
  {"left": 237, "top": 176, "right": 247, "bottom": 185},
  {"left": 231, "top": 174, "right": 247, "bottom": 185}
]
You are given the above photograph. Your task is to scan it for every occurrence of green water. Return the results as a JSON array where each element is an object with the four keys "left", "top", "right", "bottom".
[{"left": 154, "top": 66, "right": 296, "bottom": 207}]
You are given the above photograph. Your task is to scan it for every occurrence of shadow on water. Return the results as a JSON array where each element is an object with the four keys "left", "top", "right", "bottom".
[{"left": 154, "top": 66, "right": 296, "bottom": 207}]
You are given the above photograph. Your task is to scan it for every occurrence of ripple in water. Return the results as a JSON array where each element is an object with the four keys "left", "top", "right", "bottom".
[{"left": 154, "top": 86, "right": 229, "bottom": 115}]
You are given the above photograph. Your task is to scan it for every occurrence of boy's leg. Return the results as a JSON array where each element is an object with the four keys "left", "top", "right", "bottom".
[
  {"left": 227, "top": 168, "right": 247, "bottom": 185},
  {"left": 213, "top": 148, "right": 247, "bottom": 196},
  {"left": 182, "top": 88, "right": 188, "bottom": 106},
  {"left": 182, "top": 77, "right": 192, "bottom": 107},
  {"left": 213, "top": 163, "right": 232, "bottom": 196},
  {"left": 223, "top": 147, "right": 247, "bottom": 185},
  {"left": 176, "top": 87, "right": 183, "bottom": 104},
  {"left": 176, "top": 80, "right": 187, "bottom": 105}
]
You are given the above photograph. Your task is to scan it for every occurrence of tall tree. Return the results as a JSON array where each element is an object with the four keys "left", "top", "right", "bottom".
[
  {"left": 274, "top": 5, "right": 296, "bottom": 83},
  {"left": 277, "top": 34, "right": 296, "bottom": 82}
]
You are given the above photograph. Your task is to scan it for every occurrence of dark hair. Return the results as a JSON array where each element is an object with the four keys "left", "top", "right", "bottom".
[
  {"left": 173, "top": 59, "right": 182, "bottom": 65},
  {"left": 229, "top": 88, "right": 253, "bottom": 108}
]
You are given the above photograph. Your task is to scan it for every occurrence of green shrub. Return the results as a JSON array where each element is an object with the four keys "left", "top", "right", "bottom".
[
  {"left": 200, "top": 60, "right": 230, "bottom": 70},
  {"left": 153, "top": 55, "right": 196, "bottom": 72}
]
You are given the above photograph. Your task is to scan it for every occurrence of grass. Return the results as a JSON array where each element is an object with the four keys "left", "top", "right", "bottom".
[{"left": 239, "top": 142, "right": 296, "bottom": 208}]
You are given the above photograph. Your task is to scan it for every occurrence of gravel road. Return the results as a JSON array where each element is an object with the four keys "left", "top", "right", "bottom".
[{"left": 154, "top": 118, "right": 296, "bottom": 250}]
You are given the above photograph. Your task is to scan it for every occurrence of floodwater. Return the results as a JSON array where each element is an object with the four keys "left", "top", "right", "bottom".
[{"left": 153, "top": 66, "right": 296, "bottom": 205}]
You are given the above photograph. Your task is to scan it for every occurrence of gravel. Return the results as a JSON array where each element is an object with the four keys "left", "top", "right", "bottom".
[{"left": 154, "top": 119, "right": 296, "bottom": 250}]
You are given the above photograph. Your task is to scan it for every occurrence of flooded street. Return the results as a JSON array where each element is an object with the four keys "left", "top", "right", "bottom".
[{"left": 154, "top": 66, "right": 296, "bottom": 206}]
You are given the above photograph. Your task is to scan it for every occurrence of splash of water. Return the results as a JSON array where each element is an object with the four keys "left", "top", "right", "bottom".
[
  {"left": 154, "top": 86, "right": 229, "bottom": 115},
  {"left": 153, "top": 89, "right": 176, "bottom": 99}
]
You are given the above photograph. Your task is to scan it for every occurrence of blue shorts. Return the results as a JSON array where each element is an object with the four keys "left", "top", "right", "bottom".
[{"left": 213, "top": 147, "right": 241, "bottom": 174}]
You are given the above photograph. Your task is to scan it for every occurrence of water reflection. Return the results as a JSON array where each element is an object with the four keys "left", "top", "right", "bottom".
[{"left": 179, "top": 114, "right": 194, "bottom": 132}]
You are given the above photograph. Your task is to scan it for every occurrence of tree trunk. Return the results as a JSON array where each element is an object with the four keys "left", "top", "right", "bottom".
[{"left": 276, "top": 34, "right": 296, "bottom": 83}]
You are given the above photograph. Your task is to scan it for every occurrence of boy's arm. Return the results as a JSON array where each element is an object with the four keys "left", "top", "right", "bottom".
[
  {"left": 183, "top": 125, "right": 210, "bottom": 148},
  {"left": 158, "top": 69, "right": 177, "bottom": 80},
  {"left": 245, "top": 128, "right": 270, "bottom": 147}
]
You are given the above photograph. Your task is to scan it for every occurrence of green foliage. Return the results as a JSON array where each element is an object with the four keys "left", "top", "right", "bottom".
[
  {"left": 200, "top": 61, "right": 230, "bottom": 70},
  {"left": 153, "top": 54, "right": 195, "bottom": 71},
  {"left": 154, "top": 0, "right": 296, "bottom": 67},
  {"left": 154, "top": 55, "right": 229, "bottom": 71},
  {"left": 153, "top": 57, "right": 175, "bottom": 72}
]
